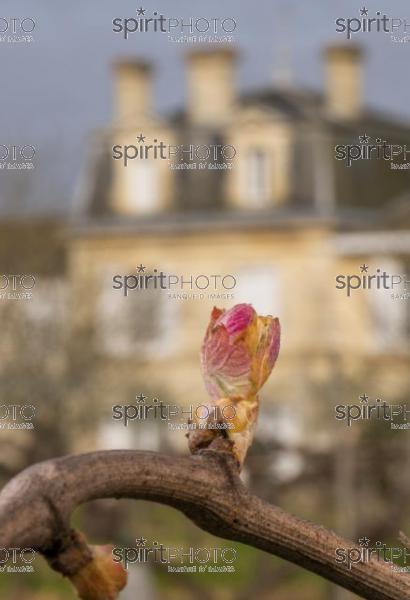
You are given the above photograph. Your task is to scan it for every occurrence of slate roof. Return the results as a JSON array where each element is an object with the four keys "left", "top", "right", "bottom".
[{"left": 74, "top": 84, "right": 410, "bottom": 231}]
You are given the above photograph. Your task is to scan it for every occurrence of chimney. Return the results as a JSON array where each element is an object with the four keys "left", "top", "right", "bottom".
[
  {"left": 185, "top": 48, "right": 238, "bottom": 126},
  {"left": 323, "top": 45, "right": 364, "bottom": 120},
  {"left": 113, "top": 59, "right": 152, "bottom": 123}
]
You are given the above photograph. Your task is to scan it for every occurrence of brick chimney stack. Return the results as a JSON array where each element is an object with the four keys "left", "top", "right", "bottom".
[
  {"left": 323, "top": 45, "right": 364, "bottom": 119},
  {"left": 185, "top": 47, "right": 238, "bottom": 126},
  {"left": 113, "top": 59, "right": 152, "bottom": 123}
]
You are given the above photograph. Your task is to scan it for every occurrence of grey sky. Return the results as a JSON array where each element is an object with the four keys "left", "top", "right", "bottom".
[{"left": 1, "top": 0, "right": 409, "bottom": 215}]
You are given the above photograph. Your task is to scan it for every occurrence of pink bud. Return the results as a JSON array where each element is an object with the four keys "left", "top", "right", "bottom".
[
  {"left": 194, "top": 304, "right": 281, "bottom": 467},
  {"left": 201, "top": 304, "right": 280, "bottom": 400},
  {"left": 70, "top": 545, "right": 127, "bottom": 600}
]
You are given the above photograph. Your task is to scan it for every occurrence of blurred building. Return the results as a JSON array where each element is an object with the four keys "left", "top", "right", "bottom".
[{"left": 67, "top": 44, "right": 410, "bottom": 456}]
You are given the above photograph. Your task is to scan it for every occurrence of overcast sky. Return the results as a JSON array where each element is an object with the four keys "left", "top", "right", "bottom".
[{"left": 1, "top": 0, "right": 409, "bottom": 215}]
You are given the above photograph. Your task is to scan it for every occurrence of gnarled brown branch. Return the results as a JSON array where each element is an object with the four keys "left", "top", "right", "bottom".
[{"left": 0, "top": 446, "right": 408, "bottom": 600}]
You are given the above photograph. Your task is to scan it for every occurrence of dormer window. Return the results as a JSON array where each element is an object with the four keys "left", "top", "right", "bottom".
[
  {"left": 124, "top": 161, "right": 159, "bottom": 214},
  {"left": 246, "top": 148, "right": 269, "bottom": 207}
]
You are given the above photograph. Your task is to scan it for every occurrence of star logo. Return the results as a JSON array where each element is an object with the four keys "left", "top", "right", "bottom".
[
  {"left": 359, "top": 134, "right": 370, "bottom": 144},
  {"left": 359, "top": 537, "right": 370, "bottom": 547},
  {"left": 359, "top": 394, "right": 369, "bottom": 403},
  {"left": 360, "top": 264, "right": 369, "bottom": 273},
  {"left": 136, "top": 393, "right": 147, "bottom": 404},
  {"left": 137, "top": 133, "right": 146, "bottom": 143},
  {"left": 136, "top": 537, "right": 147, "bottom": 547},
  {"left": 137, "top": 7, "right": 146, "bottom": 16},
  {"left": 360, "top": 7, "right": 369, "bottom": 17},
  {"left": 137, "top": 264, "right": 146, "bottom": 273}
]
